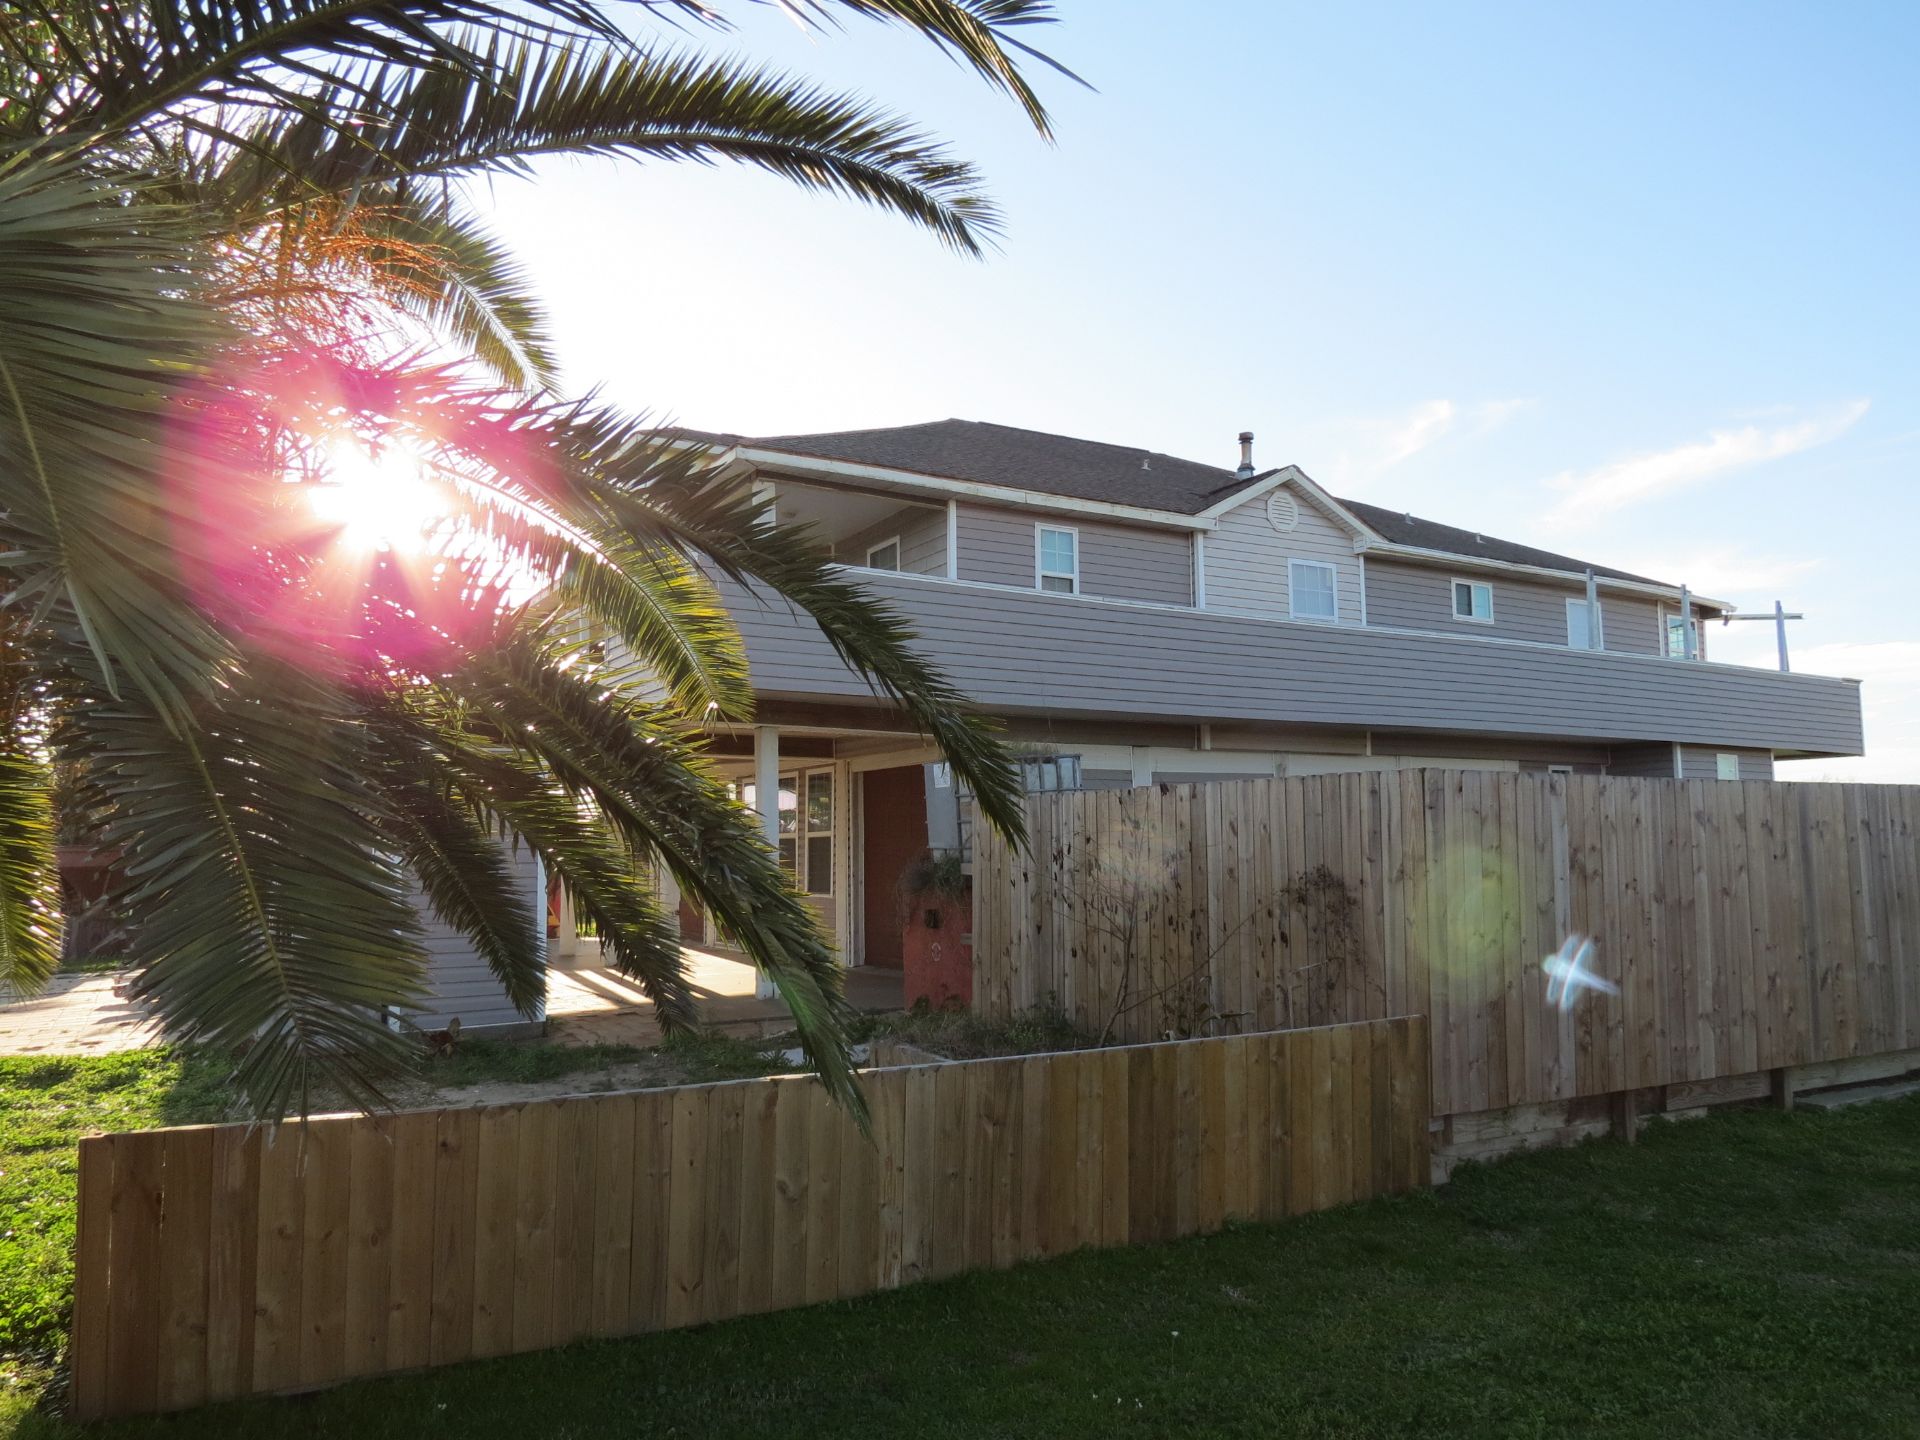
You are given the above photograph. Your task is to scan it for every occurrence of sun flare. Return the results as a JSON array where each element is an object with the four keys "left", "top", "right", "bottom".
[{"left": 308, "top": 440, "right": 448, "bottom": 553}]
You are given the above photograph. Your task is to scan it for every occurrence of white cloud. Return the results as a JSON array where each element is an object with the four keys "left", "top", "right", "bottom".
[
  {"left": 1378, "top": 399, "right": 1456, "bottom": 467},
  {"left": 1321, "top": 396, "right": 1533, "bottom": 487},
  {"left": 1540, "top": 400, "right": 1869, "bottom": 528}
]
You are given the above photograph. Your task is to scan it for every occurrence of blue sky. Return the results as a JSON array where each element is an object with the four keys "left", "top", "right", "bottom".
[{"left": 478, "top": 2, "right": 1920, "bottom": 779}]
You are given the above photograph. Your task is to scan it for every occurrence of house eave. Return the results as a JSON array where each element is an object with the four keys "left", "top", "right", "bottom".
[{"left": 733, "top": 446, "right": 1220, "bottom": 531}]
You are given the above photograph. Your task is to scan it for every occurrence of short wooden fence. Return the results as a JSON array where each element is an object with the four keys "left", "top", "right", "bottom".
[
  {"left": 973, "top": 772, "right": 1920, "bottom": 1119},
  {"left": 71, "top": 1015, "right": 1429, "bottom": 1420}
]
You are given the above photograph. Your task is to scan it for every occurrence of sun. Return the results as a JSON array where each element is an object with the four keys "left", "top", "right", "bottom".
[{"left": 308, "top": 440, "right": 449, "bottom": 553}]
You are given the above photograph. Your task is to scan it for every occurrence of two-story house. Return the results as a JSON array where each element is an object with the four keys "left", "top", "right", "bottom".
[{"left": 417, "top": 417, "right": 1866, "bottom": 1027}]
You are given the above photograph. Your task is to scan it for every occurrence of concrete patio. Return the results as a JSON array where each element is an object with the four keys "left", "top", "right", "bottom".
[{"left": 547, "top": 947, "right": 903, "bottom": 1047}]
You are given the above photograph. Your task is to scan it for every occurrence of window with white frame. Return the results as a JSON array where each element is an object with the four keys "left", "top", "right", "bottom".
[
  {"left": 865, "top": 537, "right": 901, "bottom": 572},
  {"left": 1715, "top": 753, "right": 1741, "bottom": 781},
  {"left": 1452, "top": 579, "right": 1493, "bottom": 623},
  {"left": 1565, "top": 596, "right": 1604, "bottom": 649},
  {"left": 1289, "top": 559, "right": 1338, "bottom": 622},
  {"left": 1036, "top": 525, "right": 1078, "bottom": 594},
  {"left": 1663, "top": 613, "right": 1700, "bottom": 659},
  {"left": 953, "top": 754, "right": 1080, "bottom": 862}
]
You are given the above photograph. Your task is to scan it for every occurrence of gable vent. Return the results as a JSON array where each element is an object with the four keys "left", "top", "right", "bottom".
[{"left": 1266, "top": 491, "right": 1300, "bottom": 533}]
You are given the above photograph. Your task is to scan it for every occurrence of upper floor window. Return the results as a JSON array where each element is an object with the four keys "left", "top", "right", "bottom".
[
  {"left": 1452, "top": 579, "right": 1494, "bottom": 623},
  {"left": 1036, "top": 525, "right": 1079, "bottom": 594},
  {"left": 1566, "top": 596, "right": 1604, "bottom": 650},
  {"left": 1289, "top": 559, "right": 1338, "bottom": 622},
  {"left": 1663, "top": 613, "right": 1700, "bottom": 659},
  {"left": 866, "top": 537, "right": 901, "bottom": 572}
]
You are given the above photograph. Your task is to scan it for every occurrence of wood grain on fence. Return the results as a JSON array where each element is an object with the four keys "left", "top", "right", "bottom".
[
  {"left": 973, "top": 773, "right": 1920, "bottom": 1119},
  {"left": 69, "top": 1017, "right": 1427, "bottom": 1421}
]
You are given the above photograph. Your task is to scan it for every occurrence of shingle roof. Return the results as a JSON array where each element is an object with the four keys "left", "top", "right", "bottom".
[
  {"left": 733, "top": 418, "right": 1674, "bottom": 590},
  {"left": 744, "top": 419, "right": 1265, "bottom": 515},
  {"left": 1335, "top": 498, "right": 1660, "bottom": 586}
]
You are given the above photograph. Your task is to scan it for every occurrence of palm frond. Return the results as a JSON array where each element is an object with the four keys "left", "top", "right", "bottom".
[
  {"left": 372, "top": 685, "right": 701, "bottom": 1028},
  {"left": 0, "top": 746, "right": 62, "bottom": 997},
  {"left": 59, "top": 648, "right": 428, "bottom": 1118},
  {"left": 210, "top": 38, "right": 1003, "bottom": 255},
  {"left": 0, "top": 154, "right": 239, "bottom": 718},
  {"left": 363, "top": 707, "right": 546, "bottom": 1013},
  {"left": 446, "top": 629, "right": 864, "bottom": 1115},
  {"left": 549, "top": 415, "right": 1028, "bottom": 844}
]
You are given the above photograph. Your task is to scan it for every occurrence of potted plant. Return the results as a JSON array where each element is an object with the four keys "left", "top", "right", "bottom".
[{"left": 896, "top": 849, "right": 973, "bottom": 1009}]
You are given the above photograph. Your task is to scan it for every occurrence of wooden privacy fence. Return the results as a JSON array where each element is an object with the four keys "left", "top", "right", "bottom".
[
  {"left": 71, "top": 1016, "right": 1429, "bottom": 1421},
  {"left": 973, "top": 771, "right": 1920, "bottom": 1119}
]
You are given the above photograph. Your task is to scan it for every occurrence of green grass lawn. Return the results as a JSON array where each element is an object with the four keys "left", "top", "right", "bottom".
[{"left": 5, "top": 1089, "right": 1918, "bottom": 1439}]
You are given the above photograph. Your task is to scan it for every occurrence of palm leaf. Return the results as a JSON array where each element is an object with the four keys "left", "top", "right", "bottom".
[
  {"left": 59, "top": 647, "right": 428, "bottom": 1118},
  {"left": 363, "top": 707, "right": 546, "bottom": 1014},
  {"left": 209, "top": 37, "right": 1004, "bottom": 255},
  {"left": 0, "top": 745, "right": 62, "bottom": 997},
  {"left": 445, "top": 629, "right": 864, "bottom": 1114}
]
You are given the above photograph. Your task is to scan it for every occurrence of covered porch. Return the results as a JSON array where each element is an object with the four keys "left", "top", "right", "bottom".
[{"left": 547, "top": 713, "right": 953, "bottom": 1000}]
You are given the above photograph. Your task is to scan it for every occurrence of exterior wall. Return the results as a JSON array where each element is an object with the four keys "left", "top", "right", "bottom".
[
  {"left": 1605, "top": 743, "right": 1775, "bottom": 780},
  {"left": 1679, "top": 746, "right": 1774, "bottom": 781},
  {"left": 723, "top": 570, "right": 1864, "bottom": 758},
  {"left": 1606, "top": 742, "right": 1679, "bottom": 778},
  {"left": 1364, "top": 557, "right": 1664, "bottom": 655},
  {"left": 953, "top": 502, "right": 1191, "bottom": 606},
  {"left": 839, "top": 503, "right": 948, "bottom": 576},
  {"left": 407, "top": 845, "right": 545, "bottom": 1035},
  {"left": 1205, "top": 486, "right": 1364, "bottom": 624}
]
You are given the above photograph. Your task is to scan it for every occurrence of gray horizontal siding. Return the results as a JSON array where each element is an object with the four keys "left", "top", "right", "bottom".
[
  {"left": 955, "top": 503, "right": 1191, "bottom": 605},
  {"left": 1207, "top": 489, "right": 1364, "bottom": 624},
  {"left": 725, "top": 572, "right": 1863, "bottom": 758},
  {"left": 1365, "top": 558, "right": 1664, "bottom": 655},
  {"left": 405, "top": 845, "right": 544, "bottom": 1033},
  {"left": 1678, "top": 746, "right": 1775, "bottom": 781},
  {"left": 839, "top": 503, "right": 947, "bottom": 576}
]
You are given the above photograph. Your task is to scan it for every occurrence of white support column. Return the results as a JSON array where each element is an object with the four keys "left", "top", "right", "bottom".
[
  {"left": 753, "top": 725, "right": 781, "bottom": 998},
  {"left": 1192, "top": 533, "right": 1207, "bottom": 608},
  {"left": 946, "top": 498, "right": 959, "bottom": 580}
]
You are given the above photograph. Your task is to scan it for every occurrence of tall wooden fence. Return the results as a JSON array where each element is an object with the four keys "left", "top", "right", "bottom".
[
  {"left": 71, "top": 1016, "right": 1428, "bottom": 1421},
  {"left": 973, "top": 772, "right": 1920, "bottom": 1119}
]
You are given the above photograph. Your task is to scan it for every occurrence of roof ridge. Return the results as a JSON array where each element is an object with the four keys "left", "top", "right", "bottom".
[{"left": 945, "top": 418, "right": 1236, "bottom": 474}]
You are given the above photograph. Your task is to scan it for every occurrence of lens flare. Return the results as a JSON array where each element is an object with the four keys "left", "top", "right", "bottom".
[
  {"left": 308, "top": 440, "right": 447, "bottom": 553},
  {"left": 1543, "top": 934, "right": 1617, "bottom": 1011}
]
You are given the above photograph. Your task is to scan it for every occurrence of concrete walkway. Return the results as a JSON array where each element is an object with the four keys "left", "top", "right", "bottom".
[
  {"left": 548, "top": 948, "right": 903, "bottom": 1047},
  {"left": 0, "top": 970, "right": 158, "bottom": 1055},
  {"left": 0, "top": 951, "right": 904, "bottom": 1055}
]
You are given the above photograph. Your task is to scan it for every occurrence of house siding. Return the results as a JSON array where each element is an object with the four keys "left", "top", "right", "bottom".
[
  {"left": 1363, "top": 558, "right": 1665, "bottom": 655},
  {"left": 1205, "top": 487, "right": 1364, "bottom": 624},
  {"left": 954, "top": 502, "right": 1191, "bottom": 605},
  {"left": 1678, "top": 746, "right": 1774, "bottom": 781},
  {"left": 724, "top": 571, "right": 1864, "bottom": 758},
  {"left": 839, "top": 503, "right": 948, "bottom": 576},
  {"left": 406, "top": 846, "right": 545, "bottom": 1035}
]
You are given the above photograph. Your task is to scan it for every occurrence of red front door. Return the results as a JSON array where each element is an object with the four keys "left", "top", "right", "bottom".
[{"left": 860, "top": 764, "right": 927, "bottom": 969}]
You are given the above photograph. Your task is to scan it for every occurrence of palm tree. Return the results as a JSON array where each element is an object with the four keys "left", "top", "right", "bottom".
[{"left": 0, "top": 1, "right": 1070, "bottom": 1118}]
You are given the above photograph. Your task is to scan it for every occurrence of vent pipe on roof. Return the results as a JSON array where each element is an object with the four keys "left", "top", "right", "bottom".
[{"left": 1236, "top": 431, "right": 1255, "bottom": 479}]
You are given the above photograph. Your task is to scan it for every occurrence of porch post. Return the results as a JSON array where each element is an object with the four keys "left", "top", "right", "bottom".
[{"left": 753, "top": 724, "right": 780, "bottom": 999}]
